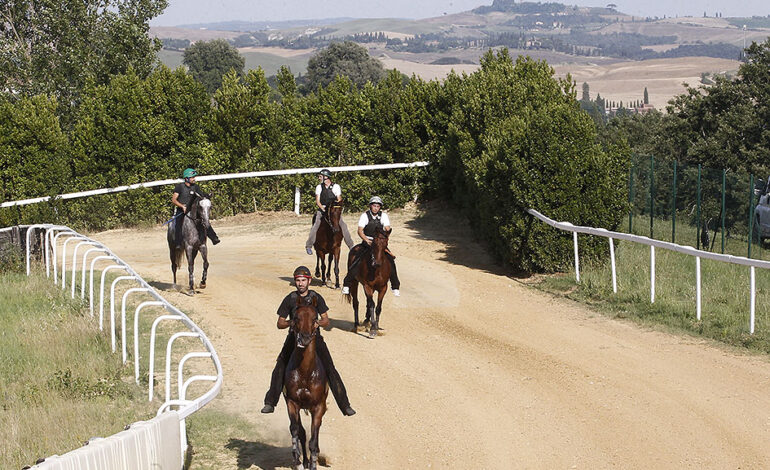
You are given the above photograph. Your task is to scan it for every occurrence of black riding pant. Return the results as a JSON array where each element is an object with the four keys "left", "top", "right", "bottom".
[
  {"left": 264, "top": 332, "right": 351, "bottom": 412},
  {"left": 173, "top": 208, "right": 219, "bottom": 245},
  {"left": 343, "top": 243, "right": 400, "bottom": 290}
]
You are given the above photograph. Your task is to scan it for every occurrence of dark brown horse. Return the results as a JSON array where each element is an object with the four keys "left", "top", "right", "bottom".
[
  {"left": 343, "top": 227, "right": 391, "bottom": 338},
  {"left": 167, "top": 193, "right": 211, "bottom": 295},
  {"left": 313, "top": 200, "right": 343, "bottom": 288},
  {"left": 284, "top": 296, "right": 328, "bottom": 470}
]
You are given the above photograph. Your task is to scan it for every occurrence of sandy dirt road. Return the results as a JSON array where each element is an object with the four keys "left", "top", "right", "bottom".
[{"left": 94, "top": 206, "right": 770, "bottom": 469}]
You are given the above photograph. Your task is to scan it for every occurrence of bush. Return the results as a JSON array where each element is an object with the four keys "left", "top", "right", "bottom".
[{"left": 439, "top": 50, "right": 629, "bottom": 272}]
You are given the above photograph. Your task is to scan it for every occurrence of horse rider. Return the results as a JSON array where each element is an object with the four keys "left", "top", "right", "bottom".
[
  {"left": 171, "top": 168, "right": 220, "bottom": 247},
  {"left": 261, "top": 266, "right": 356, "bottom": 416},
  {"left": 341, "top": 196, "right": 400, "bottom": 297},
  {"left": 305, "top": 169, "right": 355, "bottom": 255}
]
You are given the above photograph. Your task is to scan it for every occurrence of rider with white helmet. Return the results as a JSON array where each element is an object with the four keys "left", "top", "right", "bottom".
[
  {"left": 341, "top": 196, "right": 400, "bottom": 296},
  {"left": 305, "top": 168, "right": 355, "bottom": 255},
  {"left": 171, "top": 168, "right": 220, "bottom": 247}
]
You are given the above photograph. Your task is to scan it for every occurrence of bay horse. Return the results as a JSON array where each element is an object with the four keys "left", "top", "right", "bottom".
[
  {"left": 343, "top": 226, "right": 391, "bottom": 338},
  {"left": 313, "top": 200, "right": 343, "bottom": 288},
  {"left": 166, "top": 193, "right": 211, "bottom": 295},
  {"left": 284, "top": 296, "right": 328, "bottom": 470}
]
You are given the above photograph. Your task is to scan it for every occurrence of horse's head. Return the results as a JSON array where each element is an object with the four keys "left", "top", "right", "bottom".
[
  {"left": 327, "top": 200, "right": 343, "bottom": 233},
  {"left": 189, "top": 192, "right": 211, "bottom": 230},
  {"left": 370, "top": 226, "right": 391, "bottom": 267},
  {"left": 292, "top": 295, "right": 319, "bottom": 349}
]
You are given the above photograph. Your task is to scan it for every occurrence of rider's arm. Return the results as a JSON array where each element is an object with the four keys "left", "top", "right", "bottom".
[
  {"left": 172, "top": 192, "right": 186, "bottom": 211},
  {"left": 277, "top": 316, "right": 292, "bottom": 329},
  {"left": 358, "top": 226, "right": 370, "bottom": 245},
  {"left": 318, "top": 312, "right": 330, "bottom": 328}
]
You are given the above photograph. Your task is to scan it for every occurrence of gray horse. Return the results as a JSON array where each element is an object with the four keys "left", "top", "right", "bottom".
[{"left": 167, "top": 194, "right": 211, "bottom": 295}]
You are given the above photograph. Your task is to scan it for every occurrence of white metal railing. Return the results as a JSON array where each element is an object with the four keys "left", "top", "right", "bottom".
[
  {"left": 19, "top": 224, "right": 223, "bottom": 463},
  {"left": 1, "top": 161, "right": 431, "bottom": 212},
  {"left": 528, "top": 208, "right": 768, "bottom": 334}
]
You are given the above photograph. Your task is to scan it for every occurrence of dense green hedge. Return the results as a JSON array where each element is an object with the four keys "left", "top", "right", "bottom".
[{"left": 0, "top": 52, "right": 629, "bottom": 272}]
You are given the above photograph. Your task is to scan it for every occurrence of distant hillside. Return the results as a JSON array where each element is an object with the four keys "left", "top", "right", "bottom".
[{"left": 154, "top": 1, "right": 770, "bottom": 63}]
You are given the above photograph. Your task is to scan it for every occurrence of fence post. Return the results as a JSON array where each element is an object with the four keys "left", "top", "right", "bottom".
[
  {"left": 294, "top": 186, "right": 300, "bottom": 216},
  {"left": 573, "top": 232, "right": 580, "bottom": 283},
  {"left": 628, "top": 163, "right": 634, "bottom": 233},
  {"left": 697, "top": 164, "right": 702, "bottom": 250},
  {"left": 650, "top": 245, "right": 655, "bottom": 303},
  {"left": 750, "top": 266, "right": 756, "bottom": 334},
  {"left": 696, "top": 256, "right": 701, "bottom": 320},
  {"left": 721, "top": 169, "right": 726, "bottom": 254},
  {"left": 649, "top": 155, "right": 654, "bottom": 239},
  {"left": 672, "top": 160, "right": 677, "bottom": 243},
  {"left": 749, "top": 174, "right": 753, "bottom": 257},
  {"left": 609, "top": 237, "right": 617, "bottom": 293}
]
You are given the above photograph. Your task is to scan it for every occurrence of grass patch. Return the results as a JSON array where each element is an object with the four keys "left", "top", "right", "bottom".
[
  {"left": 0, "top": 271, "right": 157, "bottom": 469},
  {"left": 535, "top": 218, "right": 770, "bottom": 353}
]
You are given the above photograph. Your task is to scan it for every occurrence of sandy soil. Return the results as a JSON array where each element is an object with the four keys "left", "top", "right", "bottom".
[{"left": 93, "top": 205, "right": 770, "bottom": 469}]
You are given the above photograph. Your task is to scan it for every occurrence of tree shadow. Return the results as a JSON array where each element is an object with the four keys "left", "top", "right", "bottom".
[
  {"left": 223, "top": 438, "right": 329, "bottom": 469},
  {"left": 403, "top": 201, "right": 523, "bottom": 278}
]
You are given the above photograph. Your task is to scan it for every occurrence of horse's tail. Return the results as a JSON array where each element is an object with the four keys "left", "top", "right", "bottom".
[{"left": 175, "top": 246, "right": 185, "bottom": 267}]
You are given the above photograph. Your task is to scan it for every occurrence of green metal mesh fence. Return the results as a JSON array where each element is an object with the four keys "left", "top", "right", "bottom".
[{"left": 627, "top": 154, "right": 764, "bottom": 259}]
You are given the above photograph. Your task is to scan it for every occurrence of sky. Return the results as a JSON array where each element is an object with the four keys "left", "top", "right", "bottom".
[{"left": 150, "top": 1, "right": 770, "bottom": 26}]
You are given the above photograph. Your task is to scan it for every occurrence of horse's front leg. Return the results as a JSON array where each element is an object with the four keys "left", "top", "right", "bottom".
[
  {"left": 187, "top": 247, "right": 197, "bottom": 295},
  {"left": 351, "top": 280, "right": 360, "bottom": 332},
  {"left": 320, "top": 253, "right": 327, "bottom": 287},
  {"left": 332, "top": 249, "right": 340, "bottom": 289},
  {"left": 287, "top": 400, "right": 304, "bottom": 469},
  {"left": 308, "top": 403, "right": 326, "bottom": 470},
  {"left": 374, "top": 285, "right": 387, "bottom": 333},
  {"left": 315, "top": 252, "right": 321, "bottom": 278},
  {"left": 363, "top": 285, "right": 376, "bottom": 337},
  {"left": 199, "top": 244, "right": 209, "bottom": 289},
  {"left": 326, "top": 253, "right": 333, "bottom": 287}
]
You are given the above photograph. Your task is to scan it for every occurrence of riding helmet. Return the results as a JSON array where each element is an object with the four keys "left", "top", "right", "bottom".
[
  {"left": 183, "top": 168, "right": 198, "bottom": 178},
  {"left": 319, "top": 169, "right": 332, "bottom": 178},
  {"left": 293, "top": 266, "right": 312, "bottom": 279},
  {"left": 369, "top": 196, "right": 383, "bottom": 206}
]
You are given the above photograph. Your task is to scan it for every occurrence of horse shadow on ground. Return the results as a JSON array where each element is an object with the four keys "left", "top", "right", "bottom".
[
  {"left": 404, "top": 201, "right": 524, "bottom": 278},
  {"left": 223, "top": 438, "right": 329, "bottom": 469},
  {"left": 148, "top": 280, "right": 178, "bottom": 292}
]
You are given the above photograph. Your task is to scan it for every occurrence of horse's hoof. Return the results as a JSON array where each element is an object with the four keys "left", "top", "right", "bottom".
[
  {"left": 187, "top": 290, "right": 195, "bottom": 296},
  {"left": 199, "top": 282, "right": 206, "bottom": 289}
]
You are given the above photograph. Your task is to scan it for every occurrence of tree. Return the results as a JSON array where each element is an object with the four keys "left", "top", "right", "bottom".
[
  {"left": 0, "top": 0, "right": 167, "bottom": 110},
  {"left": 581, "top": 82, "right": 590, "bottom": 102},
  {"left": 183, "top": 39, "right": 245, "bottom": 94},
  {"left": 643, "top": 87, "right": 649, "bottom": 104},
  {"left": 305, "top": 41, "right": 385, "bottom": 91}
]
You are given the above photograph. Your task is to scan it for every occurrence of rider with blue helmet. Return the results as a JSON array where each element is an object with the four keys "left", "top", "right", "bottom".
[{"left": 172, "top": 168, "right": 220, "bottom": 247}]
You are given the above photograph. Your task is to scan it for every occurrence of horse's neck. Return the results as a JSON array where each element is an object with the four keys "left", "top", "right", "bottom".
[{"left": 296, "top": 339, "right": 318, "bottom": 372}]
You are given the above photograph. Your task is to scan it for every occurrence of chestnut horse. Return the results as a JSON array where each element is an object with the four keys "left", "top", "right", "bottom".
[
  {"left": 284, "top": 296, "right": 328, "bottom": 470},
  {"left": 343, "top": 226, "right": 391, "bottom": 338},
  {"left": 313, "top": 200, "right": 343, "bottom": 288}
]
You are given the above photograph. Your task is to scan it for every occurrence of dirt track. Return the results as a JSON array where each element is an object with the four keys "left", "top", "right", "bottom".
[{"left": 94, "top": 205, "right": 770, "bottom": 469}]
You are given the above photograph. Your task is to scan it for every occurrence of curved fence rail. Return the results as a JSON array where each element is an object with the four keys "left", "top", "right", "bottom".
[
  {"left": 13, "top": 224, "right": 223, "bottom": 468},
  {"left": 528, "top": 208, "right": 767, "bottom": 334}
]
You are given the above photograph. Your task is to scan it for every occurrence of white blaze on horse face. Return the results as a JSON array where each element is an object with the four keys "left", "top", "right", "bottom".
[{"left": 198, "top": 199, "right": 211, "bottom": 226}]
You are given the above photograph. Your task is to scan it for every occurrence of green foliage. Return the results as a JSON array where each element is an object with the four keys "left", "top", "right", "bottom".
[
  {"left": 439, "top": 50, "right": 629, "bottom": 272},
  {"left": 305, "top": 41, "right": 385, "bottom": 92},
  {"left": 183, "top": 39, "right": 246, "bottom": 93},
  {"left": 0, "top": 0, "right": 166, "bottom": 111}
]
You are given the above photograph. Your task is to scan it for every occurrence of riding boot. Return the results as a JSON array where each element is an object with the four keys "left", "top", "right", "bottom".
[
  {"left": 263, "top": 333, "right": 295, "bottom": 408},
  {"left": 338, "top": 218, "right": 355, "bottom": 249},
  {"left": 206, "top": 225, "right": 220, "bottom": 245},
  {"left": 315, "top": 336, "right": 355, "bottom": 415},
  {"left": 388, "top": 254, "right": 400, "bottom": 290}
]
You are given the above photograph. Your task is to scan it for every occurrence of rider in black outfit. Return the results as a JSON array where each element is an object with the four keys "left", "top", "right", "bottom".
[
  {"left": 261, "top": 266, "right": 356, "bottom": 416},
  {"left": 171, "top": 168, "right": 220, "bottom": 247}
]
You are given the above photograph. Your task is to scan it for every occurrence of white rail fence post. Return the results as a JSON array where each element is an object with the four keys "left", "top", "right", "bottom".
[
  {"left": 17, "top": 225, "right": 223, "bottom": 467},
  {"left": 527, "top": 209, "right": 770, "bottom": 335},
  {"left": 573, "top": 231, "right": 580, "bottom": 283}
]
